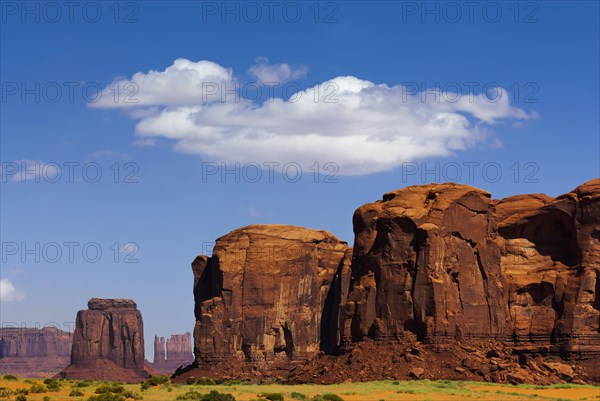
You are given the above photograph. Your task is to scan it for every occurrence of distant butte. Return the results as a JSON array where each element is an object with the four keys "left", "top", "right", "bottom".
[
  {"left": 147, "top": 332, "right": 194, "bottom": 374},
  {"left": 59, "top": 298, "right": 149, "bottom": 382}
]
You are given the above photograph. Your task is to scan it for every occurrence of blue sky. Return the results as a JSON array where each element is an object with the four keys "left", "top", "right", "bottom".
[{"left": 1, "top": 1, "right": 598, "bottom": 359}]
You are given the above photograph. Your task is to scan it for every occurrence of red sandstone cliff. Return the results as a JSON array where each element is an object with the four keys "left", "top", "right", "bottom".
[
  {"left": 177, "top": 179, "right": 600, "bottom": 384},
  {"left": 59, "top": 298, "right": 149, "bottom": 382}
]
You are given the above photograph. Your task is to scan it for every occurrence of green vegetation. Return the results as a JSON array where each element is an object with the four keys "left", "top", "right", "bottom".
[
  {"left": 94, "top": 384, "right": 126, "bottom": 395},
  {"left": 69, "top": 389, "right": 84, "bottom": 397},
  {"left": 196, "top": 378, "right": 217, "bottom": 386},
  {"left": 176, "top": 390, "right": 235, "bottom": 401},
  {"left": 3, "top": 375, "right": 18, "bottom": 381},
  {"left": 176, "top": 390, "right": 204, "bottom": 400},
  {"left": 43, "top": 379, "right": 62, "bottom": 392},
  {"left": 141, "top": 376, "right": 170, "bottom": 391},
  {"left": 87, "top": 394, "right": 126, "bottom": 401},
  {"left": 311, "top": 395, "right": 344, "bottom": 401},
  {"left": 198, "top": 391, "right": 236, "bottom": 401},
  {"left": 0, "top": 377, "right": 599, "bottom": 401},
  {"left": 72, "top": 380, "right": 93, "bottom": 388},
  {"left": 257, "top": 393, "right": 284, "bottom": 401}
]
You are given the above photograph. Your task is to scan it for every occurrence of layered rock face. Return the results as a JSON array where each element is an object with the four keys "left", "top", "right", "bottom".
[
  {"left": 496, "top": 179, "right": 600, "bottom": 357},
  {"left": 151, "top": 333, "right": 194, "bottom": 374},
  {"left": 181, "top": 179, "right": 600, "bottom": 384},
  {"left": 0, "top": 327, "right": 72, "bottom": 377},
  {"left": 340, "top": 183, "right": 509, "bottom": 344},
  {"left": 192, "top": 225, "right": 349, "bottom": 366},
  {"left": 60, "top": 298, "right": 149, "bottom": 382}
]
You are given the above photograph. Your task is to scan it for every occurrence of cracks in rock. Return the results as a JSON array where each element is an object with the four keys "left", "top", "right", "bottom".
[
  {"left": 450, "top": 231, "right": 478, "bottom": 248},
  {"left": 451, "top": 230, "right": 493, "bottom": 332},
  {"left": 448, "top": 269, "right": 464, "bottom": 310},
  {"left": 457, "top": 199, "right": 488, "bottom": 215},
  {"left": 410, "top": 229, "right": 426, "bottom": 340},
  {"left": 474, "top": 247, "right": 493, "bottom": 333}
]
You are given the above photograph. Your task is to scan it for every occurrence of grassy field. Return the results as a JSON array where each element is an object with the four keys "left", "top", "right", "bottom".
[{"left": 0, "top": 376, "right": 599, "bottom": 401}]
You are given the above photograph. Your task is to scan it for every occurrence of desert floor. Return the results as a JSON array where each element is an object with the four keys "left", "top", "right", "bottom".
[{"left": 1, "top": 376, "right": 599, "bottom": 401}]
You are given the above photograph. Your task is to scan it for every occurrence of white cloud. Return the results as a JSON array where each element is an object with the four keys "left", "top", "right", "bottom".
[
  {"left": 248, "top": 57, "right": 308, "bottom": 83},
  {"left": 1, "top": 160, "right": 61, "bottom": 183},
  {"left": 90, "top": 58, "right": 234, "bottom": 108},
  {"left": 92, "top": 59, "right": 538, "bottom": 176},
  {"left": 0, "top": 279, "right": 26, "bottom": 302}
]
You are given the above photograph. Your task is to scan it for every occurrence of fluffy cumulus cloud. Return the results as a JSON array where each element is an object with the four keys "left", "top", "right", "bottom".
[
  {"left": 0, "top": 279, "right": 26, "bottom": 301},
  {"left": 92, "top": 58, "right": 538, "bottom": 175},
  {"left": 248, "top": 57, "right": 308, "bottom": 83}
]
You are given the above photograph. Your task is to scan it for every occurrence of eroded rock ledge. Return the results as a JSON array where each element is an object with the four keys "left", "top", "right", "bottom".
[{"left": 178, "top": 179, "right": 600, "bottom": 384}]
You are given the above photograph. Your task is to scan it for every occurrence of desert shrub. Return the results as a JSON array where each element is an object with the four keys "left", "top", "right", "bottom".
[
  {"left": 2, "top": 375, "right": 17, "bottom": 381},
  {"left": 70, "top": 389, "right": 85, "bottom": 397},
  {"left": 140, "top": 375, "right": 169, "bottom": 391},
  {"left": 258, "top": 393, "right": 284, "bottom": 401},
  {"left": 29, "top": 383, "right": 49, "bottom": 393},
  {"left": 147, "top": 375, "right": 169, "bottom": 386},
  {"left": 176, "top": 390, "right": 204, "bottom": 400},
  {"left": 87, "top": 394, "right": 126, "bottom": 401},
  {"left": 16, "top": 388, "right": 29, "bottom": 395},
  {"left": 0, "top": 387, "right": 13, "bottom": 397},
  {"left": 43, "top": 396, "right": 51, "bottom": 401},
  {"left": 223, "top": 380, "right": 242, "bottom": 386},
  {"left": 15, "top": 395, "right": 27, "bottom": 401},
  {"left": 73, "top": 380, "right": 93, "bottom": 388},
  {"left": 200, "top": 391, "right": 236, "bottom": 401},
  {"left": 291, "top": 393, "right": 308, "bottom": 400},
  {"left": 95, "top": 384, "right": 125, "bottom": 394},
  {"left": 43, "top": 379, "right": 62, "bottom": 392},
  {"left": 177, "top": 390, "right": 236, "bottom": 401},
  {"left": 196, "top": 377, "right": 216, "bottom": 385},
  {"left": 122, "top": 389, "right": 142, "bottom": 400},
  {"left": 312, "top": 395, "right": 344, "bottom": 401}
]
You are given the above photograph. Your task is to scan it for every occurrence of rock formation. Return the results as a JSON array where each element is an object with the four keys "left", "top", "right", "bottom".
[
  {"left": 150, "top": 333, "right": 194, "bottom": 374},
  {"left": 59, "top": 298, "right": 149, "bottom": 382},
  {"left": 339, "top": 183, "right": 509, "bottom": 345},
  {"left": 178, "top": 179, "right": 600, "bottom": 384},
  {"left": 154, "top": 335, "right": 166, "bottom": 365},
  {"left": 192, "top": 225, "right": 350, "bottom": 367},
  {"left": 0, "top": 327, "right": 72, "bottom": 378},
  {"left": 168, "top": 333, "right": 194, "bottom": 366},
  {"left": 495, "top": 179, "right": 600, "bottom": 357}
]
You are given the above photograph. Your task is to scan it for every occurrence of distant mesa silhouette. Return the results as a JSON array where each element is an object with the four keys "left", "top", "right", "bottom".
[{"left": 0, "top": 327, "right": 72, "bottom": 378}]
